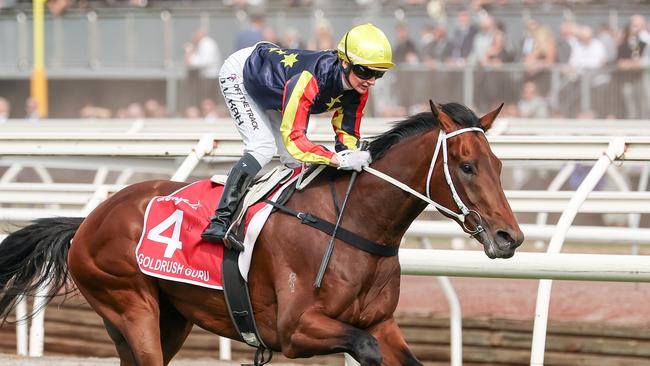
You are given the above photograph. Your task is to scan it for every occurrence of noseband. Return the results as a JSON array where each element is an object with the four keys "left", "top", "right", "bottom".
[{"left": 364, "top": 127, "right": 486, "bottom": 237}]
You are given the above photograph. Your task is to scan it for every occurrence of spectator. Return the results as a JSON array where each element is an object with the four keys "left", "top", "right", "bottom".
[
  {"left": 0, "top": 97, "right": 10, "bottom": 123},
  {"left": 617, "top": 15, "right": 648, "bottom": 118},
  {"left": 263, "top": 25, "right": 279, "bottom": 45},
  {"left": 184, "top": 28, "right": 221, "bottom": 110},
  {"left": 130, "top": 0, "right": 148, "bottom": 7},
  {"left": 468, "top": 14, "right": 496, "bottom": 66},
  {"left": 280, "top": 27, "right": 305, "bottom": 49},
  {"left": 79, "top": 101, "right": 112, "bottom": 118},
  {"left": 556, "top": 21, "right": 576, "bottom": 64},
  {"left": 568, "top": 25, "right": 607, "bottom": 74},
  {"left": 598, "top": 23, "right": 618, "bottom": 64},
  {"left": 393, "top": 23, "right": 420, "bottom": 65},
  {"left": 24, "top": 97, "right": 39, "bottom": 122},
  {"left": 517, "top": 19, "right": 539, "bottom": 62},
  {"left": 419, "top": 25, "right": 436, "bottom": 63},
  {"left": 200, "top": 98, "right": 220, "bottom": 123},
  {"left": 185, "top": 28, "right": 221, "bottom": 81},
  {"left": 125, "top": 102, "right": 145, "bottom": 118},
  {"left": 480, "top": 20, "right": 512, "bottom": 66},
  {"left": 144, "top": 99, "right": 167, "bottom": 118},
  {"left": 223, "top": 0, "right": 266, "bottom": 8},
  {"left": 523, "top": 24, "right": 556, "bottom": 67},
  {"left": 420, "top": 25, "right": 453, "bottom": 67},
  {"left": 477, "top": 20, "right": 515, "bottom": 110},
  {"left": 558, "top": 25, "right": 607, "bottom": 117},
  {"left": 184, "top": 106, "right": 201, "bottom": 119},
  {"left": 235, "top": 12, "right": 265, "bottom": 51},
  {"left": 523, "top": 23, "right": 556, "bottom": 96},
  {"left": 416, "top": 24, "right": 456, "bottom": 109},
  {"left": 47, "top": 0, "right": 73, "bottom": 17},
  {"left": 447, "top": 9, "right": 478, "bottom": 66},
  {"left": 517, "top": 81, "right": 549, "bottom": 118},
  {"left": 307, "top": 19, "right": 335, "bottom": 51}
]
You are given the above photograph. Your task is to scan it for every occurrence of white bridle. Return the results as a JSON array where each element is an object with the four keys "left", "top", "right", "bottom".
[{"left": 363, "top": 127, "right": 485, "bottom": 235}]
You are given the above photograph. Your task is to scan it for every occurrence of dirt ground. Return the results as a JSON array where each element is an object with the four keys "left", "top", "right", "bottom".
[{"left": 398, "top": 275, "right": 650, "bottom": 326}]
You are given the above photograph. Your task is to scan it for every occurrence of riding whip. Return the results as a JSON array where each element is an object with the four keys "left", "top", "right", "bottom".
[{"left": 314, "top": 141, "right": 368, "bottom": 288}]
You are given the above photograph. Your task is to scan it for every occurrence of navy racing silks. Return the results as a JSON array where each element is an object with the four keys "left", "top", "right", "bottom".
[{"left": 243, "top": 42, "right": 368, "bottom": 165}]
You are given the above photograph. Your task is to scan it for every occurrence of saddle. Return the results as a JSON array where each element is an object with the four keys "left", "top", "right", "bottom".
[{"left": 211, "top": 164, "right": 325, "bottom": 249}]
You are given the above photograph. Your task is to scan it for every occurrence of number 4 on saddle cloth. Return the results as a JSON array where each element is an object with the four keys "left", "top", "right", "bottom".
[{"left": 135, "top": 166, "right": 304, "bottom": 289}]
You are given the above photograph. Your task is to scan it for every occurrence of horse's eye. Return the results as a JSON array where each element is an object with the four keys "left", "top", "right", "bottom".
[{"left": 461, "top": 163, "right": 474, "bottom": 174}]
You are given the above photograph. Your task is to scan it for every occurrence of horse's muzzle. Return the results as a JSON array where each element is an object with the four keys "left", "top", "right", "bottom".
[{"left": 481, "top": 228, "right": 524, "bottom": 259}]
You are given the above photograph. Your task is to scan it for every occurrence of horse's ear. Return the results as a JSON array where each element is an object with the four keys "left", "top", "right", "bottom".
[
  {"left": 430, "top": 100, "right": 457, "bottom": 133},
  {"left": 429, "top": 100, "right": 439, "bottom": 120},
  {"left": 479, "top": 103, "right": 504, "bottom": 131}
]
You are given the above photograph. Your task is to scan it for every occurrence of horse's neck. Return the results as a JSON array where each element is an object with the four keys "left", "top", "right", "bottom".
[{"left": 352, "top": 132, "right": 437, "bottom": 245}]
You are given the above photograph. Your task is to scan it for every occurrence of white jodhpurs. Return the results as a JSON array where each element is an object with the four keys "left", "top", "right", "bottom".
[{"left": 219, "top": 45, "right": 300, "bottom": 168}]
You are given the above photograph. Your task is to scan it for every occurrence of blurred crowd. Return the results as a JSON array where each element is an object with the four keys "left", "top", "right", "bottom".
[
  {"left": 1, "top": 0, "right": 650, "bottom": 121},
  {"left": 385, "top": 11, "right": 650, "bottom": 119}
]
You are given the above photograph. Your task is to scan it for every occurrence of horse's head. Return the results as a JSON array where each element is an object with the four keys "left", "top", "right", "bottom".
[{"left": 428, "top": 100, "right": 524, "bottom": 258}]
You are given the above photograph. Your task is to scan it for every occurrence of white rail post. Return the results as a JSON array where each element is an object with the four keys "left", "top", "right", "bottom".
[
  {"left": 530, "top": 138, "right": 626, "bottom": 366},
  {"left": 437, "top": 276, "right": 462, "bottom": 366},
  {"left": 630, "top": 163, "right": 650, "bottom": 255},
  {"left": 219, "top": 336, "right": 231, "bottom": 360},
  {"left": 28, "top": 282, "right": 50, "bottom": 357},
  {"left": 170, "top": 134, "right": 215, "bottom": 182},
  {"left": 5, "top": 230, "right": 28, "bottom": 356},
  {"left": 344, "top": 353, "right": 360, "bottom": 366},
  {"left": 421, "top": 237, "right": 462, "bottom": 366},
  {"left": 533, "top": 162, "right": 576, "bottom": 249},
  {"left": 15, "top": 295, "right": 28, "bottom": 356}
]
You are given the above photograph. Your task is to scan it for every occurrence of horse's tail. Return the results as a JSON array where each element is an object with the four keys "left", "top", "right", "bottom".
[{"left": 0, "top": 217, "right": 84, "bottom": 323}]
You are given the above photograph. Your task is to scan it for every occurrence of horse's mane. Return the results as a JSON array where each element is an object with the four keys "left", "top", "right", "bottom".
[{"left": 368, "top": 102, "right": 481, "bottom": 161}]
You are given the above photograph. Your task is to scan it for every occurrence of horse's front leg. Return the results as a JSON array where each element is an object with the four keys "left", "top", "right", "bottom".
[
  {"left": 370, "top": 317, "right": 422, "bottom": 366},
  {"left": 278, "top": 308, "right": 382, "bottom": 365}
]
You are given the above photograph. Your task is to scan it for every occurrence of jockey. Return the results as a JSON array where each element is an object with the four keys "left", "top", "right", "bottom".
[{"left": 201, "top": 23, "right": 395, "bottom": 250}]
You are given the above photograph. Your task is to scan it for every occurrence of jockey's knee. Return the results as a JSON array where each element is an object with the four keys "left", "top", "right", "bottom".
[
  {"left": 277, "top": 150, "right": 300, "bottom": 168},
  {"left": 248, "top": 149, "right": 275, "bottom": 168}
]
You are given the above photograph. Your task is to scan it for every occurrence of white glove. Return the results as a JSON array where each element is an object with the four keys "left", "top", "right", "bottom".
[{"left": 335, "top": 150, "right": 372, "bottom": 172}]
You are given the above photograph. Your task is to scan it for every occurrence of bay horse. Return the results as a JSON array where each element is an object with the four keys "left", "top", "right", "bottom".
[{"left": 0, "top": 101, "right": 523, "bottom": 365}]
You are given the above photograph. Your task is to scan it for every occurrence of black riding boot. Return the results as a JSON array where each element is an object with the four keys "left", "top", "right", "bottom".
[{"left": 201, "top": 153, "right": 262, "bottom": 250}]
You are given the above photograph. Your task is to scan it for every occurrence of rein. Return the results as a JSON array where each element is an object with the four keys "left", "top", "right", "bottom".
[{"left": 364, "top": 127, "right": 486, "bottom": 237}]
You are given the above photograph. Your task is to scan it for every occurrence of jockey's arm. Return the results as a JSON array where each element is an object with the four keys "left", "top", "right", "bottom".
[
  {"left": 330, "top": 90, "right": 368, "bottom": 152},
  {"left": 281, "top": 71, "right": 339, "bottom": 167}
]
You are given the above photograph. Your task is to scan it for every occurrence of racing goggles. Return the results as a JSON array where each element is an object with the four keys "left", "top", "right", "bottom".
[{"left": 351, "top": 64, "right": 385, "bottom": 80}]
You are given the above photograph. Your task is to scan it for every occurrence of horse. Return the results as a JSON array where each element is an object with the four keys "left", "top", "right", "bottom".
[{"left": 0, "top": 101, "right": 523, "bottom": 366}]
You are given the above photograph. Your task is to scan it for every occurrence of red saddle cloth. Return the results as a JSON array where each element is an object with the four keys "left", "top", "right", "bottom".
[{"left": 135, "top": 176, "right": 290, "bottom": 290}]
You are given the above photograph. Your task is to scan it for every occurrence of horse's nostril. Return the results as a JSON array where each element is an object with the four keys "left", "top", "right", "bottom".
[{"left": 497, "top": 230, "right": 514, "bottom": 247}]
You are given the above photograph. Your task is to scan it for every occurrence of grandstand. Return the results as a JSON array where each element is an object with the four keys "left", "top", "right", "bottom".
[{"left": 1, "top": 0, "right": 649, "bottom": 118}]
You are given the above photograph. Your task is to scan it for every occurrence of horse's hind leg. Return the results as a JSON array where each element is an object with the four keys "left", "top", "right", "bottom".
[
  {"left": 159, "top": 295, "right": 193, "bottom": 364},
  {"left": 97, "top": 293, "right": 165, "bottom": 365},
  {"left": 71, "top": 259, "right": 165, "bottom": 365},
  {"left": 89, "top": 291, "right": 164, "bottom": 366},
  {"left": 84, "top": 280, "right": 193, "bottom": 366},
  {"left": 103, "top": 319, "right": 136, "bottom": 365}
]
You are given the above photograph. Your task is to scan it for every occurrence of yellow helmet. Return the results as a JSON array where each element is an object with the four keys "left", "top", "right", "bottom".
[{"left": 337, "top": 23, "right": 395, "bottom": 70}]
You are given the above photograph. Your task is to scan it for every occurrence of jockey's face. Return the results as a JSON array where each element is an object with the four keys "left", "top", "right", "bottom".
[{"left": 342, "top": 61, "right": 379, "bottom": 94}]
